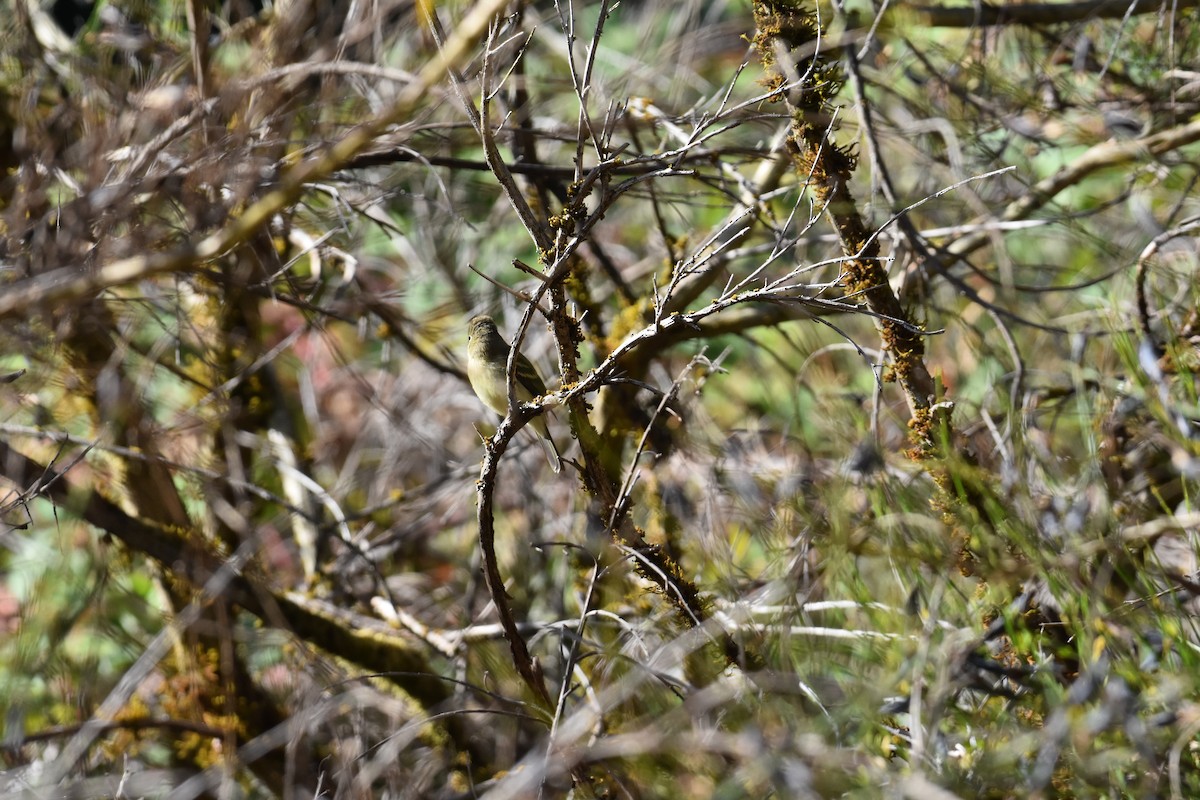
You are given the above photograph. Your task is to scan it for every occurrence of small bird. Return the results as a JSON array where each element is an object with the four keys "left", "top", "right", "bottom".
[{"left": 466, "top": 314, "right": 561, "bottom": 472}]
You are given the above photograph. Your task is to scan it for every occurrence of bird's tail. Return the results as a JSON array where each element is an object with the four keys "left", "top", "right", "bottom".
[
  {"left": 528, "top": 414, "right": 561, "bottom": 473},
  {"left": 541, "top": 430, "right": 561, "bottom": 473}
]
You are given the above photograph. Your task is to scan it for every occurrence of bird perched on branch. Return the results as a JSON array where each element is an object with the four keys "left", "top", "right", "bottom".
[{"left": 466, "top": 314, "right": 561, "bottom": 472}]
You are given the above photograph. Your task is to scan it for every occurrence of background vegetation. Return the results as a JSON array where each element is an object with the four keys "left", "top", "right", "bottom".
[{"left": 3, "top": 0, "right": 1200, "bottom": 796}]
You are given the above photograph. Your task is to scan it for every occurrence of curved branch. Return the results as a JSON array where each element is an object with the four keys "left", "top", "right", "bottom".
[{"left": 474, "top": 411, "right": 556, "bottom": 714}]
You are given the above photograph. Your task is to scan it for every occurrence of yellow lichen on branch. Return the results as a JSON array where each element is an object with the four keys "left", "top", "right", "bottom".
[{"left": 752, "top": 0, "right": 948, "bottom": 452}]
